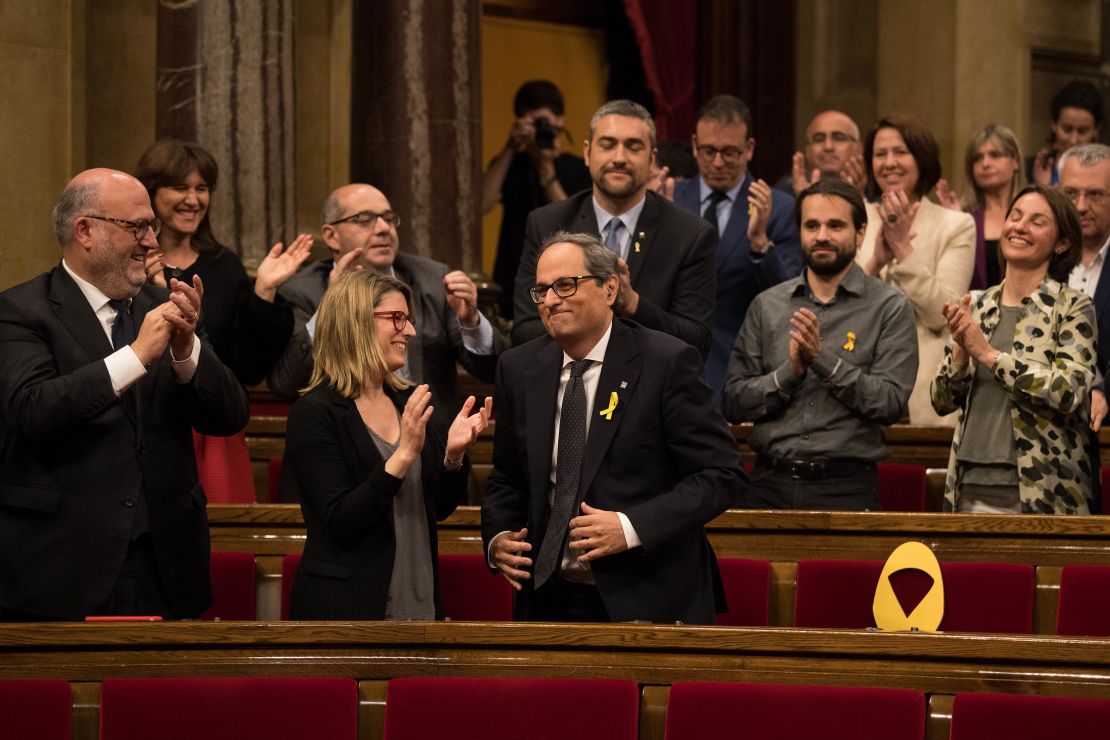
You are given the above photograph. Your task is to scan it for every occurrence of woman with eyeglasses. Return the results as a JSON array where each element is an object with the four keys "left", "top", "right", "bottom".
[
  {"left": 936, "top": 124, "right": 1025, "bottom": 291},
  {"left": 932, "top": 185, "right": 1096, "bottom": 514},
  {"left": 136, "top": 139, "right": 313, "bottom": 385},
  {"left": 856, "top": 114, "right": 976, "bottom": 426},
  {"left": 283, "top": 271, "right": 491, "bottom": 620}
]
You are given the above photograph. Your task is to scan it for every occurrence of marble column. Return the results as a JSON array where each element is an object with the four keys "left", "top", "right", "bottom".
[
  {"left": 156, "top": 0, "right": 296, "bottom": 267},
  {"left": 349, "top": 0, "right": 482, "bottom": 273}
]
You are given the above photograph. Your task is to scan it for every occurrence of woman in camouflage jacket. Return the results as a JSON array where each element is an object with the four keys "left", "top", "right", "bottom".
[{"left": 932, "top": 185, "right": 1097, "bottom": 514}]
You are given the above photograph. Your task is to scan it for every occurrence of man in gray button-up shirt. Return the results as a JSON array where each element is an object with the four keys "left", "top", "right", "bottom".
[{"left": 722, "top": 178, "right": 917, "bottom": 510}]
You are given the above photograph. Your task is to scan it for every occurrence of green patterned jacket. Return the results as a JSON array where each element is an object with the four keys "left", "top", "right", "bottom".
[{"left": 930, "top": 278, "right": 1097, "bottom": 514}]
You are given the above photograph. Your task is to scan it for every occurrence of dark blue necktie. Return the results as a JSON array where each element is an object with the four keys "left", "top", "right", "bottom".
[
  {"left": 109, "top": 299, "right": 135, "bottom": 350},
  {"left": 703, "top": 190, "right": 729, "bottom": 233},
  {"left": 534, "top": 359, "right": 592, "bottom": 589}
]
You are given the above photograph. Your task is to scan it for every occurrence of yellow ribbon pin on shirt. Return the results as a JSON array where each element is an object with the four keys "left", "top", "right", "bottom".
[
  {"left": 843, "top": 331, "right": 856, "bottom": 352},
  {"left": 600, "top": 392, "right": 619, "bottom": 420}
]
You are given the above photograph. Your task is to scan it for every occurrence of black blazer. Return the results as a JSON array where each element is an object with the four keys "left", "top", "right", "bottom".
[
  {"left": 510, "top": 190, "right": 717, "bottom": 357},
  {"left": 0, "top": 265, "right": 249, "bottom": 618},
  {"left": 282, "top": 384, "right": 468, "bottom": 620},
  {"left": 269, "top": 252, "right": 506, "bottom": 436},
  {"left": 481, "top": 318, "right": 744, "bottom": 624}
]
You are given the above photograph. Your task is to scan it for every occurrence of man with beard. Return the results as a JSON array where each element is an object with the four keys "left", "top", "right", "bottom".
[
  {"left": 721, "top": 178, "right": 917, "bottom": 510},
  {"left": 511, "top": 99, "right": 717, "bottom": 357},
  {"left": 0, "top": 168, "right": 248, "bottom": 619}
]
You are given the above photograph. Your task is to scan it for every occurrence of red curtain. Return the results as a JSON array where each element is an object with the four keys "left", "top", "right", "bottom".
[{"left": 623, "top": 0, "right": 698, "bottom": 141}]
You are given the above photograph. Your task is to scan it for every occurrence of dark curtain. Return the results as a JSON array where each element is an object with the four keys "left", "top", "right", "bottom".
[{"left": 622, "top": 0, "right": 698, "bottom": 142}]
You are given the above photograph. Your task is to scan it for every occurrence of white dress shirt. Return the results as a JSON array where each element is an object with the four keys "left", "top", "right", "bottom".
[{"left": 1069, "top": 234, "right": 1110, "bottom": 299}]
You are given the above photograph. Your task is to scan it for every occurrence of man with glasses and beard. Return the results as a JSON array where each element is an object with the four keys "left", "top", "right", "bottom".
[
  {"left": 721, "top": 179, "right": 917, "bottom": 510},
  {"left": 511, "top": 100, "right": 717, "bottom": 358},
  {"left": 0, "top": 168, "right": 248, "bottom": 620}
]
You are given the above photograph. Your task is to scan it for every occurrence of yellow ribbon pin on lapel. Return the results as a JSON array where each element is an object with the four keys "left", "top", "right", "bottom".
[
  {"left": 600, "top": 391, "right": 619, "bottom": 420},
  {"left": 843, "top": 331, "right": 856, "bottom": 351}
]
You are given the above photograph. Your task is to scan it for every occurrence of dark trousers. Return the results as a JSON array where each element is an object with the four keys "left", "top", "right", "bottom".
[
  {"left": 0, "top": 534, "right": 174, "bottom": 621},
  {"left": 740, "top": 466, "right": 880, "bottom": 511},
  {"left": 527, "top": 578, "right": 611, "bottom": 622}
]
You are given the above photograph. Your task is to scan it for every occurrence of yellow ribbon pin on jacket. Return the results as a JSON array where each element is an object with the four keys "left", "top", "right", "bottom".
[
  {"left": 843, "top": 331, "right": 856, "bottom": 351},
  {"left": 600, "top": 392, "right": 618, "bottom": 420}
]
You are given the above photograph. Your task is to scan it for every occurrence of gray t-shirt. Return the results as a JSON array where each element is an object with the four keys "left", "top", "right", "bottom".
[
  {"left": 957, "top": 305, "right": 1020, "bottom": 485},
  {"left": 367, "top": 423, "right": 435, "bottom": 620}
]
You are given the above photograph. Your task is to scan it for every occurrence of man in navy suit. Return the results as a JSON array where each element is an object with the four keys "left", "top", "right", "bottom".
[
  {"left": 485, "top": 232, "right": 742, "bottom": 624},
  {"left": 511, "top": 100, "right": 717, "bottom": 357},
  {"left": 672, "top": 95, "right": 802, "bottom": 400}
]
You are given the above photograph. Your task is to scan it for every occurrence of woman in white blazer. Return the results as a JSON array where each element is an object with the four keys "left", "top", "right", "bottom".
[{"left": 856, "top": 114, "right": 976, "bottom": 426}]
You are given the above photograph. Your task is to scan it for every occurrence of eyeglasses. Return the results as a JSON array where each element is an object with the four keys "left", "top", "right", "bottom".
[
  {"left": 1062, "top": 187, "right": 1108, "bottom": 206},
  {"left": 84, "top": 215, "right": 162, "bottom": 241},
  {"left": 809, "top": 132, "right": 857, "bottom": 145},
  {"left": 373, "top": 310, "right": 415, "bottom": 332},
  {"left": 528, "top": 275, "right": 601, "bottom": 304},
  {"left": 695, "top": 145, "right": 747, "bottom": 164},
  {"left": 328, "top": 210, "right": 401, "bottom": 228}
]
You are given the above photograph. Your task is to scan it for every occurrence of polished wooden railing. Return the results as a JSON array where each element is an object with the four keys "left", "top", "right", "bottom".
[
  {"left": 209, "top": 505, "right": 1110, "bottom": 632},
  {"left": 3, "top": 620, "right": 1110, "bottom": 740}
]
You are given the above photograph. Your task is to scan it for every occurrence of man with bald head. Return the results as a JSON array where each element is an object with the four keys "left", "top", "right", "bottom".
[
  {"left": 268, "top": 183, "right": 504, "bottom": 437},
  {"left": 0, "top": 168, "right": 249, "bottom": 620},
  {"left": 780, "top": 110, "right": 865, "bottom": 197}
]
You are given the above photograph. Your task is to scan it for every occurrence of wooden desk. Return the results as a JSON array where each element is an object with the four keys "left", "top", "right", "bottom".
[
  {"left": 4, "top": 621, "right": 1110, "bottom": 740},
  {"left": 210, "top": 505, "right": 1110, "bottom": 632}
]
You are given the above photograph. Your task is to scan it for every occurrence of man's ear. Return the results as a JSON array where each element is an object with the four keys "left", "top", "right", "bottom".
[
  {"left": 605, "top": 275, "right": 619, "bottom": 306},
  {"left": 583, "top": 139, "right": 592, "bottom": 167},
  {"left": 72, "top": 217, "right": 95, "bottom": 249},
  {"left": 320, "top": 224, "right": 340, "bottom": 252}
]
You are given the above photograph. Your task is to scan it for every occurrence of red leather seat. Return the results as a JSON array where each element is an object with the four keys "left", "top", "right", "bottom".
[
  {"left": 714, "top": 558, "right": 771, "bottom": 626},
  {"left": 950, "top": 691, "right": 1110, "bottom": 740},
  {"left": 384, "top": 678, "right": 638, "bottom": 740},
  {"left": 1057, "top": 565, "right": 1110, "bottom": 636},
  {"left": 794, "top": 559, "right": 1034, "bottom": 633},
  {"left": 0, "top": 679, "right": 71, "bottom": 740},
  {"left": 192, "top": 430, "right": 256, "bottom": 504},
  {"left": 201, "top": 551, "right": 256, "bottom": 621},
  {"left": 878, "top": 463, "right": 926, "bottom": 512},
  {"left": 665, "top": 681, "right": 924, "bottom": 740},
  {"left": 100, "top": 677, "right": 357, "bottom": 740},
  {"left": 438, "top": 553, "right": 512, "bottom": 621}
]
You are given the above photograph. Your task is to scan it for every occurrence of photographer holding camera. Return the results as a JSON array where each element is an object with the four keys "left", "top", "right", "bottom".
[{"left": 483, "top": 80, "right": 591, "bottom": 319}]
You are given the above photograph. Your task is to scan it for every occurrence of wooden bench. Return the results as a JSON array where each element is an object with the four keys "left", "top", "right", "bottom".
[
  {"left": 3, "top": 621, "right": 1110, "bottom": 740},
  {"left": 209, "top": 505, "right": 1110, "bottom": 632}
]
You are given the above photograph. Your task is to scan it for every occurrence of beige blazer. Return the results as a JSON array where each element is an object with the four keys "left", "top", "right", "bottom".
[{"left": 856, "top": 198, "right": 975, "bottom": 426}]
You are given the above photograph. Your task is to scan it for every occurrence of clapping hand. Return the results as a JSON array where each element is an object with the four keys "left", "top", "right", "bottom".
[
  {"left": 444, "top": 395, "right": 493, "bottom": 468},
  {"left": 255, "top": 233, "right": 314, "bottom": 301}
]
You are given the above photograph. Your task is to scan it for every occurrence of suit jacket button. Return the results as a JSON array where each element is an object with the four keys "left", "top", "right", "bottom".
[
  {"left": 136, "top": 444, "right": 144, "bottom": 456},
  {"left": 123, "top": 497, "right": 135, "bottom": 508}
]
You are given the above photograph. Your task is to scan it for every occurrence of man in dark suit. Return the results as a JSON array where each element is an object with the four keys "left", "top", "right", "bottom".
[
  {"left": 1060, "top": 143, "right": 1110, "bottom": 511},
  {"left": 483, "top": 232, "right": 743, "bottom": 624},
  {"left": 511, "top": 99, "right": 717, "bottom": 357},
  {"left": 672, "top": 95, "right": 802, "bottom": 399},
  {"left": 267, "top": 183, "right": 506, "bottom": 435},
  {"left": 0, "top": 168, "right": 249, "bottom": 620}
]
